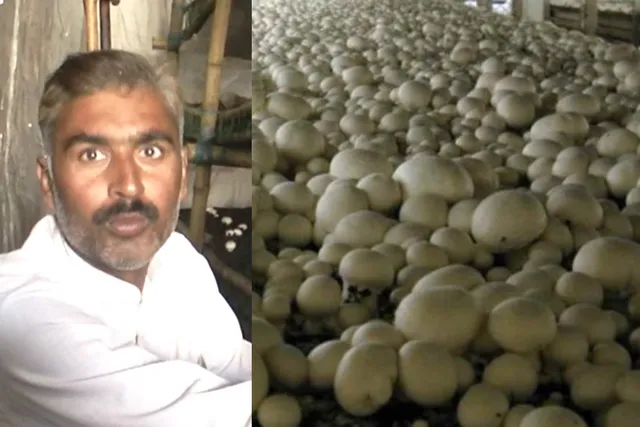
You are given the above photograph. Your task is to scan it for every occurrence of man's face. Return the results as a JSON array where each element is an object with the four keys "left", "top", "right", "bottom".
[{"left": 37, "top": 86, "right": 187, "bottom": 277}]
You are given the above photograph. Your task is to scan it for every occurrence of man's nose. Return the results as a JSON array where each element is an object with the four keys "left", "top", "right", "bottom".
[{"left": 107, "top": 154, "right": 144, "bottom": 199}]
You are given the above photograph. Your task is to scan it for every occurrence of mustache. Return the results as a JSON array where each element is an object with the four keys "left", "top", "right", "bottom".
[{"left": 93, "top": 199, "right": 159, "bottom": 225}]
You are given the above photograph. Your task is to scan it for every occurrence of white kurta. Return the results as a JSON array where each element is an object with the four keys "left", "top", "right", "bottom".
[{"left": 0, "top": 215, "right": 252, "bottom": 426}]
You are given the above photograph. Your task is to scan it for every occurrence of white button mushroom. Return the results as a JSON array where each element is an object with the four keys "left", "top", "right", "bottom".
[
  {"left": 257, "top": 394, "right": 302, "bottom": 427},
  {"left": 482, "top": 352, "right": 539, "bottom": 402},
  {"left": 542, "top": 325, "right": 590, "bottom": 367},
  {"left": 502, "top": 404, "right": 535, "bottom": 427},
  {"left": 394, "top": 285, "right": 483, "bottom": 354},
  {"left": 333, "top": 343, "right": 398, "bottom": 417},
  {"left": 519, "top": 406, "right": 587, "bottom": 427},
  {"left": 397, "top": 340, "right": 458, "bottom": 406},
  {"left": 600, "top": 402, "right": 640, "bottom": 427},
  {"left": 487, "top": 296, "right": 558, "bottom": 353},
  {"left": 263, "top": 344, "right": 309, "bottom": 391},
  {"left": 350, "top": 319, "right": 406, "bottom": 350},
  {"left": 307, "top": 339, "right": 351, "bottom": 391},
  {"left": 616, "top": 370, "right": 640, "bottom": 403},
  {"left": 570, "top": 364, "right": 622, "bottom": 411},
  {"left": 253, "top": 349, "right": 270, "bottom": 412},
  {"left": 338, "top": 248, "right": 395, "bottom": 310},
  {"left": 457, "top": 383, "right": 510, "bottom": 427},
  {"left": 295, "top": 275, "right": 342, "bottom": 318}
]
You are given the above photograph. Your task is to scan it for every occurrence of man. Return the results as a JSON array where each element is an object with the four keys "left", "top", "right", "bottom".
[{"left": 0, "top": 50, "right": 252, "bottom": 426}]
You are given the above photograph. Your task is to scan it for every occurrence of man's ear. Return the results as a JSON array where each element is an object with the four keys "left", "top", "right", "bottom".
[
  {"left": 179, "top": 147, "right": 189, "bottom": 202},
  {"left": 36, "top": 156, "right": 54, "bottom": 212}
]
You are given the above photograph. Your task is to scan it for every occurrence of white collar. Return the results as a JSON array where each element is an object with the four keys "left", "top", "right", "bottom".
[{"left": 20, "top": 215, "right": 193, "bottom": 299}]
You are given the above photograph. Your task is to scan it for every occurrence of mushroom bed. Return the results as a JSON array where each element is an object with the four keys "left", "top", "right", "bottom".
[
  {"left": 549, "top": 0, "right": 634, "bottom": 15},
  {"left": 549, "top": 0, "right": 635, "bottom": 15},
  {"left": 252, "top": 0, "right": 640, "bottom": 426}
]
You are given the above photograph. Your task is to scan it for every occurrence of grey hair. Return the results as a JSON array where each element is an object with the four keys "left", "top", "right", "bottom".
[{"left": 38, "top": 50, "right": 184, "bottom": 158}]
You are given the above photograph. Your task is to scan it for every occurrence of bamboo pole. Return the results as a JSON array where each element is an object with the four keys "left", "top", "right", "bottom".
[
  {"left": 83, "top": 0, "right": 100, "bottom": 51},
  {"left": 188, "top": 0, "right": 232, "bottom": 251}
]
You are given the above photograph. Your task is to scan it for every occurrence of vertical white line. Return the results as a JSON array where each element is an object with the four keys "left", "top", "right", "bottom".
[{"left": 2, "top": 0, "right": 21, "bottom": 249}]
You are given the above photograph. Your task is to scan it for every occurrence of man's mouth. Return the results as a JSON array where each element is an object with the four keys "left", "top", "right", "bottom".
[{"left": 105, "top": 213, "right": 150, "bottom": 238}]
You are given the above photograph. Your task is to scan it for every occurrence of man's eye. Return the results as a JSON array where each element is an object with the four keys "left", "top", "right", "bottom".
[
  {"left": 141, "top": 146, "right": 163, "bottom": 159},
  {"left": 79, "top": 149, "right": 106, "bottom": 162}
]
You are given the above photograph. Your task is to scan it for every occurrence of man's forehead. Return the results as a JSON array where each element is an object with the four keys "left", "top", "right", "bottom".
[{"left": 54, "top": 87, "right": 178, "bottom": 141}]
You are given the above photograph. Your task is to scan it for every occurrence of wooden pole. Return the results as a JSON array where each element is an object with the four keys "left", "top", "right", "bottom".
[
  {"left": 512, "top": 0, "right": 522, "bottom": 19},
  {"left": 583, "top": 0, "right": 598, "bottom": 35},
  {"left": 634, "top": 0, "right": 640, "bottom": 45},
  {"left": 99, "top": 0, "right": 112, "bottom": 49},
  {"left": 477, "top": 0, "right": 492, "bottom": 12},
  {"left": 188, "top": 0, "right": 232, "bottom": 251},
  {"left": 83, "top": 0, "right": 100, "bottom": 51},
  {"left": 165, "top": 0, "right": 187, "bottom": 76}
]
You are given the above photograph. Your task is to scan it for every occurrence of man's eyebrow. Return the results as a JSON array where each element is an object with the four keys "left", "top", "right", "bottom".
[
  {"left": 62, "top": 130, "right": 176, "bottom": 151},
  {"left": 62, "top": 132, "right": 108, "bottom": 150}
]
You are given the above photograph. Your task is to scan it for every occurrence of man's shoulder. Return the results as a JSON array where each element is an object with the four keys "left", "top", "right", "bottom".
[
  {"left": 0, "top": 248, "right": 57, "bottom": 308},
  {"left": 0, "top": 248, "right": 39, "bottom": 285}
]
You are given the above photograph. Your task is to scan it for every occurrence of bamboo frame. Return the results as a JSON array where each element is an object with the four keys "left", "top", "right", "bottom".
[{"left": 188, "top": 0, "right": 233, "bottom": 251}]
